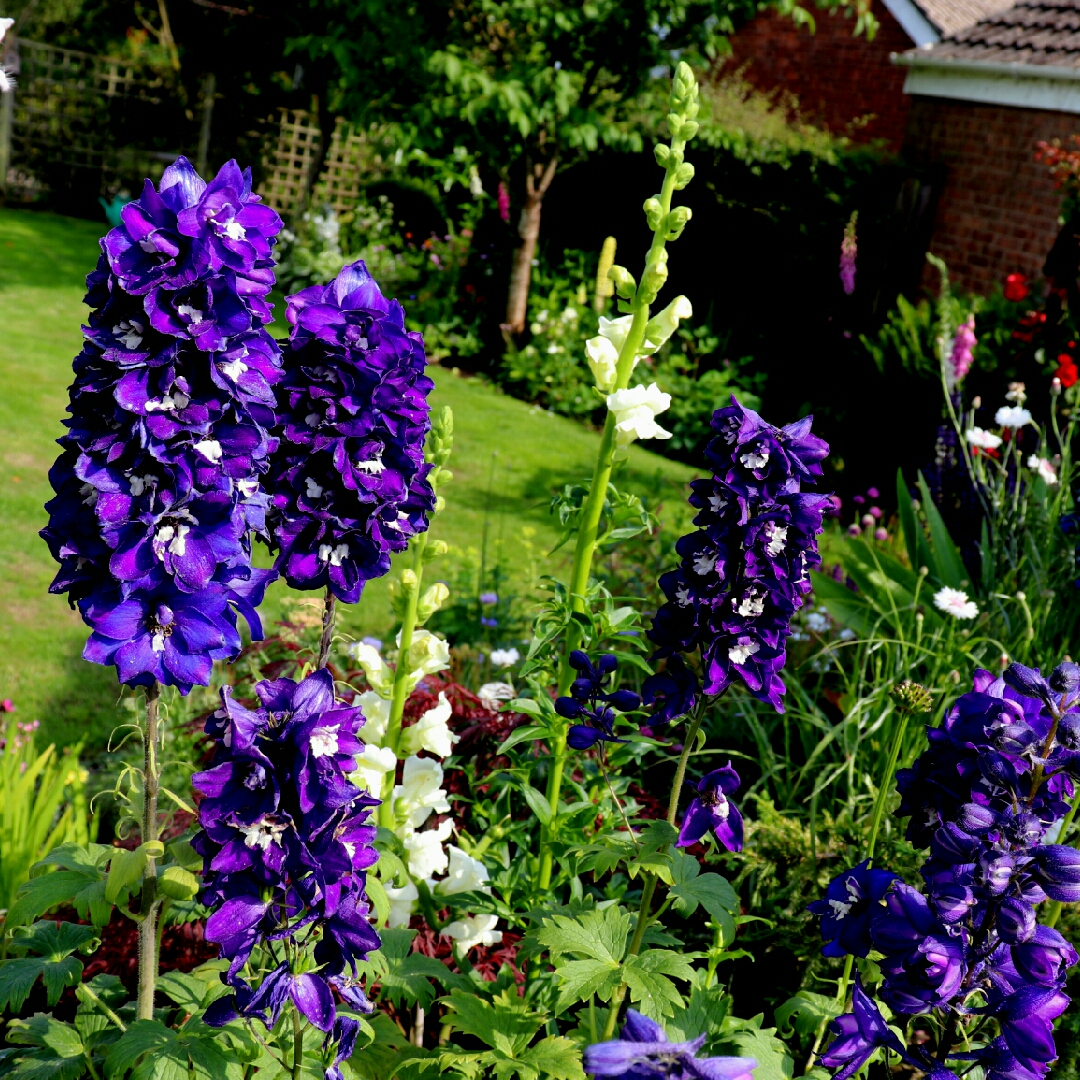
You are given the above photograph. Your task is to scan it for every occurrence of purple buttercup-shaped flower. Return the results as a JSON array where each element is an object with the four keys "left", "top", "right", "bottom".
[
  {"left": 820, "top": 974, "right": 907, "bottom": 1080},
  {"left": 808, "top": 861, "right": 900, "bottom": 959},
  {"left": 677, "top": 762, "right": 743, "bottom": 851},
  {"left": 584, "top": 1009, "right": 756, "bottom": 1080}
]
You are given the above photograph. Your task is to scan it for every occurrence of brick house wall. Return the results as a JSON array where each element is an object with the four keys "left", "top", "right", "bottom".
[
  {"left": 902, "top": 97, "right": 1077, "bottom": 293},
  {"left": 726, "top": 0, "right": 916, "bottom": 150}
]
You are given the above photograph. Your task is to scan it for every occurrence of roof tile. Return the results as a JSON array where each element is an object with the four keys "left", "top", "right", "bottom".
[{"left": 924, "top": 0, "right": 1080, "bottom": 66}]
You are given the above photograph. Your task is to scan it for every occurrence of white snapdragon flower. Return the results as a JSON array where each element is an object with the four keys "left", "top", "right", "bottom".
[
  {"left": 349, "top": 643, "right": 395, "bottom": 697},
  {"left": 478, "top": 682, "right": 515, "bottom": 711},
  {"left": 0, "top": 18, "right": 13, "bottom": 95},
  {"left": 436, "top": 845, "right": 492, "bottom": 896},
  {"left": 394, "top": 756, "right": 451, "bottom": 830},
  {"left": 357, "top": 690, "right": 391, "bottom": 745},
  {"left": 934, "top": 586, "right": 979, "bottom": 620},
  {"left": 384, "top": 881, "right": 419, "bottom": 928},
  {"left": 995, "top": 406, "right": 1032, "bottom": 428},
  {"left": 442, "top": 913, "right": 503, "bottom": 952},
  {"left": 403, "top": 818, "right": 453, "bottom": 878},
  {"left": 399, "top": 692, "right": 459, "bottom": 758},
  {"left": 489, "top": 647, "right": 520, "bottom": 668},
  {"left": 351, "top": 743, "right": 397, "bottom": 794},
  {"left": 585, "top": 335, "right": 628, "bottom": 393},
  {"left": 1027, "top": 455, "right": 1059, "bottom": 485},
  {"left": 606, "top": 383, "right": 672, "bottom": 447},
  {"left": 401, "top": 628, "right": 451, "bottom": 682},
  {"left": 643, "top": 296, "right": 693, "bottom": 352},
  {"left": 965, "top": 427, "right": 1003, "bottom": 451}
]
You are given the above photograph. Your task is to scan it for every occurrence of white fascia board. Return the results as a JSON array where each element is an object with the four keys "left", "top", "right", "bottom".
[
  {"left": 881, "top": 0, "right": 940, "bottom": 47},
  {"left": 901, "top": 62, "right": 1080, "bottom": 112}
]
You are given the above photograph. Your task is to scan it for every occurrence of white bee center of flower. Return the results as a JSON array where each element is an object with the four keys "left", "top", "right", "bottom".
[
  {"left": 737, "top": 590, "right": 765, "bottom": 617},
  {"left": 693, "top": 553, "right": 716, "bottom": 576},
  {"left": 318, "top": 543, "right": 350, "bottom": 566},
  {"left": 305, "top": 478, "right": 323, "bottom": 499},
  {"left": 728, "top": 641, "right": 760, "bottom": 665},
  {"left": 176, "top": 304, "right": 204, "bottom": 326},
  {"left": 388, "top": 511, "right": 410, "bottom": 532},
  {"left": 222, "top": 220, "right": 246, "bottom": 241},
  {"left": 194, "top": 439, "right": 222, "bottom": 463},
  {"left": 829, "top": 899, "right": 853, "bottom": 920},
  {"left": 154, "top": 523, "right": 189, "bottom": 557},
  {"left": 310, "top": 725, "right": 340, "bottom": 759},
  {"left": 676, "top": 585, "right": 691, "bottom": 607},
  {"left": 151, "top": 631, "right": 166, "bottom": 653},
  {"left": 138, "top": 238, "right": 160, "bottom": 253},
  {"left": 112, "top": 319, "right": 144, "bottom": 349},
  {"left": 708, "top": 494, "right": 728, "bottom": 512},
  {"left": 765, "top": 523, "right": 788, "bottom": 556},
  {"left": 357, "top": 455, "right": 385, "bottom": 474},
  {"left": 221, "top": 358, "right": 248, "bottom": 381},
  {"left": 305, "top": 412, "right": 320, "bottom": 426},
  {"left": 740, "top": 446, "right": 770, "bottom": 470},
  {"left": 239, "top": 817, "right": 286, "bottom": 851},
  {"left": 237, "top": 479, "right": 259, "bottom": 497},
  {"left": 79, "top": 483, "right": 98, "bottom": 506}
]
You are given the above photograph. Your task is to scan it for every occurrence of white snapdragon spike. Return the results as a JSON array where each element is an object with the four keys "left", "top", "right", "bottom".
[
  {"left": 995, "top": 406, "right": 1032, "bottom": 428},
  {"left": 400, "top": 692, "right": 459, "bottom": 758},
  {"left": 394, "top": 756, "right": 451, "bottom": 830},
  {"left": 437, "top": 845, "right": 492, "bottom": 896},
  {"left": 384, "top": 881, "right": 420, "bottom": 928},
  {"left": 965, "top": 427, "right": 1003, "bottom": 451},
  {"left": 643, "top": 295, "right": 693, "bottom": 352},
  {"left": 598, "top": 314, "right": 635, "bottom": 353},
  {"left": 606, "top": 383, "right": 673, "bottom": 447},
  {"left": 349, "top": 644, "right": 395, "bottom": 698},
  {"left": 478, "top": 681, "right": 515, "bottom": 711},
  {"left": 401, "top": 628, "right": 452, "bottom": 679},
  {"left": 442, "top": 913, "right": 503, "bottom": 952},
  {"left": 351, "top": 743, "right": 396, "bottom": 793},
  {"left": 357, "top": 690, "right": 392, "bottom": 745},
  {"left": 489, "top": 647, "right": 520, "bottom": 668},
  {"left": 934, "top": 586, "right": 979, "bottom": 620},
  {"left": 585, "top": 336, "right": 624, "bottom": 393},
  {"left": 403, "top": 818, "right": 453, "bottom": 878},
  {"left": 1027, "top": 455, "right": 1059, "bottom": 485}
]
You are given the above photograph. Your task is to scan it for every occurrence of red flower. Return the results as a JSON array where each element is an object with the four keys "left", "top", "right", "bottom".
[
  {"left": 1056, "top": 355, "right": 1079, "bottom": 388},
  {"left": 1004, "top": 273, "right": 1030, "bottom": 302}
]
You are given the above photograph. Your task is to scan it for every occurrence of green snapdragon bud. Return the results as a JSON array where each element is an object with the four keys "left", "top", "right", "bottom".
[
  {"left": 643, "top": 196, "right": 664, "bottom": 232},
  {"left": 638, "top": 250, "right": 669, "bottom": 305},
  {"left": 663, "top": 206, "right": 692, "bottom": 241},
  {"left": 608, "top": 265, "right": 636, "bottom": 300},
  {"left": 416, "top": 582, "right": 449, "bottom": 625},
  {"left": 672, "top": 162, "right": 695, "bottom": 190}
]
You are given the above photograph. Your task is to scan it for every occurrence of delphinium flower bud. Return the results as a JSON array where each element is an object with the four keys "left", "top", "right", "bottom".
[
  {"left": 647, "top": 396, "right": 830, "bottom": 716},
  {"left": 41, "top": 157, "right": 281, "bottom": 692},
  {"left": 195, "top": 669, "right": 380, "bottom": 1036},
  {"left": 810, "top": 665, "right": 1080, "bottom": 1080},
  {"left": 265, "top": 260, "right": 436, "bottom": 602}
]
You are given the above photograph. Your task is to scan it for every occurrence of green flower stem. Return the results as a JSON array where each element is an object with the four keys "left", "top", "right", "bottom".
[
  {"left": 292, "top": 1003, "right": 304, "bottom": 1080},
  {"left": 137, "top": 681, "right": 161, "bottom": 1021},
  {"left": 538, "top": 117, "right": 690, "bottom": 892},
  {"left": 601, "top": 705, "right": 706, "bottom": 1039},
  {"left": 317, "top": 588, "right": 337, "bottom": 669},
  {"left": 378, "top": 533, "right": 429, "bottom": 831}
]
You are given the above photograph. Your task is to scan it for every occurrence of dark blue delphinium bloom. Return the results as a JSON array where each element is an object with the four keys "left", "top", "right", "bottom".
[
  {"left": 647, "top": 397, "right": 829, "bottom": 718},
  {"left": 584, "top": 1009, "right": 757, "bottom": 1080},
  {"left": 41, "top": 155, "right": 282, "bottom": 694},
  {"left": 676, "top": 762, "right": 745, "bottom": 852},
  {"left": 196, "top": 668, "right": 380, "bottom": 1042},
  {"left": 810, "top": 662, "right": 1080, "bottom": 1080},
  {"left": 807, "top": 861, "right": 900, "bottom": 958},
  {"left": 265, "top": 260, "right": 436, "bottom": 603},
  {"left": 641, "top": 653, "right": 698, "bottom": 726},
  {"left": 819, "top": 975, "right": 908, "bottom": 1080},
  {"left": 556, "top": 650, "right": 641, "bottom": 750}
]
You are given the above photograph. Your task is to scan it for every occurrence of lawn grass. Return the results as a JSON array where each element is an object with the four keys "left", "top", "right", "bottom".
[{"left": 0, "top": 207, "right": 695, "bottom": 752}]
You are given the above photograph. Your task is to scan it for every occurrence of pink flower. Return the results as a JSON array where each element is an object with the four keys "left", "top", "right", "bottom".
[
  {"left": 497, "top": 182, "right": 510, "bottom": 224},
  {"left": 0, "top": 699, "right": 14, "bottom": 713},
  {"left": 949, "top": 315, "right": 976, "bottom": 387},
  {"left": 840, "top": 211, "right": 858, "bottom": 295}
]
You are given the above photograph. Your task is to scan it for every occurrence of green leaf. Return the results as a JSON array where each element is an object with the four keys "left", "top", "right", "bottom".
[
  {"left": 895, "top": 468, "right": 921, "bottom": 572},
  {"left": 775, "top": 991, "right": 843, "bottom": 1040},
  {"left": 520, "top": 1036, "right": 586, "bottom": 1080},
  {"left": 155, "top": 971, "right": 209, "bottom": 1012},
  {"left": 916, "top": 471, "right": 967, "bottom": 589},
  {"left": 622, "top": 960, "right": 683, "bottom": 1020},
  {"left": 0, "top": 956, "right": 82, "bottom": 1011},
  {"left": 551, "top": 958, "right": 621, "bottom": 1013},
  {"left": 440, "top": 989, "right": 543, "bottom": 1057},
  {"left": 496, "top": 725, "right": 547, "bottom": 755},
  {"left": 103, "top": 1020, "right": 178, "bottom": 1080},
  {"left": 157, "top": 866, "right": 199, "bottom": 902},
  {"left": 105, "top": 848, "right": 146, "bottom": 905},
  {"left": 727, "top": 1026, "right": 794, "bottom": 1080},
  {"left": 536, "top": 907, "right": 630, "bottom": 964},
  {"left": 166, "top": 841, "right": 202, "bottom": 872},
  {"left": 11, "top": 922, "right": 98, "bottom": 959},
  {"left": 2, "top": 1015, "right": 88, "bottom": 1080},
  {"left": 7, "top": 872, "right": 99, "bottom": 931},
  {"left": 373, "top": 929, "right": 449, "bottom": 1009},
  {"left": 521, "top": 785, "right": 553, "bottom": 826}
]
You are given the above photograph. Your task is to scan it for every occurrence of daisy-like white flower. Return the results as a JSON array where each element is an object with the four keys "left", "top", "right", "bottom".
[
  {"left": 966, "top": 427, "right": 1003, "bottom": 450},
  {"left": 995, "top": 405, "right": 1032, "bottom": 428},
  {"left": 934, "top": 586, "right": 979, "bottom": 620},
  {"left": 489, "top": 647, "right": 520, "bottom": 668},
  {"left": 1027, "top": 455, "right": 1059, "bottom": 485}
]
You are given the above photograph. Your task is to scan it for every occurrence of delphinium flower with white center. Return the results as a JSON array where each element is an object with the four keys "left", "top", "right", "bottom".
[
  {"left": 646, "top": 395, "right": 830, "bottom": 716},
  {"left": 265, "top": 260, "right": 436, "bottom": 603},
  {"left": 933, "top": 586, "right": 979, "bottom": 620},
  {"left": 40, "top": 156, "right": 281, "bottom": 693}
]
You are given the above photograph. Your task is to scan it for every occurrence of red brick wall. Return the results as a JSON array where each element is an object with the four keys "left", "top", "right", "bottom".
[
  {"left": 726, "top": 0, "right": 915, "bottom": 150},
  {"left": 903, "top": 98, "right": 1076, "bottom": 294}
]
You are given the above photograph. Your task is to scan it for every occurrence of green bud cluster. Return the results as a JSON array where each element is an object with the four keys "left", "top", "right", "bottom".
[{"left": 891, "top": 680, "right": 934, "bottom": 715}]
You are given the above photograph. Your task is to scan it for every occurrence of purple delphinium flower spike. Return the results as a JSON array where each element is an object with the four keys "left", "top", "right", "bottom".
[
  {"left": 647, "top": 396, "right": 829, "bottom": 718},
  {"left": 41, "top": 155, "right": 282, "bottom": 694},
  {"left": 556, "top": 650, "right": 641, "bottom": 750},
  {"left": 196, "top": 669, "right": 380, "bottom": 1033},
  {"left": 677, "top": 762, "right": 744, "bottom": 851},
  {"left": 807, "top": 860, "right": 900, "bottom": 958},
  {"left": 264, "top": 259, "right": 436, "bottom": 603},
  {"left": 584, "top": 1009, "right": 757, "bottom": 1080}
]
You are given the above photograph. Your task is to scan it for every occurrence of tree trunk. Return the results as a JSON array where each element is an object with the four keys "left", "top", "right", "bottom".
[{"left": 502, "top": 155, "right": 558, "bottom": 337}]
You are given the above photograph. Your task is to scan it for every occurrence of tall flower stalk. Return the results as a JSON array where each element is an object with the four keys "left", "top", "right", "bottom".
[{"left": 538, "top": 61, "right": 701, "bottom": 889}]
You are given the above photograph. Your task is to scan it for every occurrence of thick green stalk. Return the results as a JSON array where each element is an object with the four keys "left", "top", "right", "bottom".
[
  {"left": 292, "top": 1005, "right": 304, "bottom": 1080},
  {"left": 137, "top": 682, "right": 161, "bottom": 1021}
]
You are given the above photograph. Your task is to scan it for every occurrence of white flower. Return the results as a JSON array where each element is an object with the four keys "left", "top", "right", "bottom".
[
  {"left": 1027, "top": 455, "right": 1059, "bottom": 485},
  {"left": 597, "top": 314, "right": 635, "bottom": 353},
  {"left": 489, "top": 647, "right": 520, "bottom": 668},
  {"left": 403, "top": 818, "right": 453, "bottom": 878},
  {"left": 384, "top": 881, "right": 419, "bottom": 928},
  {"left": 309, "top": 724, "right": 340, "bottom": 759},
  {"left": 193, "top": 439, "right": 222, "bottom": 463},
  {"left": 394, "top": 756, "right": 450, "bottom": 830},
  {"left": 995, "top": 406, "right": 1032, "bottom": 428},
  {"left": 838, "top": 627, "right": 856, "bottom": 641},
  {"left": 351, "top": 743, "right": 396, "bottom": 794},
  {"left": 606, "top": 383, "right": 672, "bottom": 447},
  {"left": 934, "top": 586, "right": 979, "bottom": 620},
  {"left": 399, "top": 692, "right": 459, "bottom": 758},
  {"left": 965, "top": 427, "right": 1003, "bottom": 450},
  {"left": 643, "top": 295, "right": 693, "bottom": 351},
  {"left": 400, "top": 629, "right": 451, "bottom": 684},
  {"left": 806, "top": 610, "right": 830, "bottom": 634},
  {"left": 357, "top": 690, "right": 392, "bottom": 745},
  {"left": 436, "top": 845, "right": 491, "bottom": 896},
  {"left": 585, "top": 335, "right": 624, "bottom": 393},
  {"left": 0, "top": 18, "right": 14, "bottom": 42},
  {"left": 442, "top": 913, "right": 502, "bottom": 952},
  {"left": 728, "top": 641, "right": 760, "bottom": 665},
  {"left": 350, "top": 645, "right": 395, "bottom": 698},
  {"left": 479, "top": 682, "right": 515, "bottom": 711}
]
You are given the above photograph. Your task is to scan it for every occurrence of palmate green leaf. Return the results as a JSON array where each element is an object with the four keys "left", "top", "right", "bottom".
[
  {"left": 374, "top": 929, "right": 450, "bottom": 1009},
  {"left": 535, "top": 906, "right": 630, "bottom": 964},
  {"left": 11, "top": 922, "right": 98, "bottom": 960},
  {"left": 725, "top": 1025, "right": 794, "bottom": 1080},
  {"left": 0, "top": 957, "right": 83, "bottom": 1012},
  {"left": 103, "top": 1021, "right": 242, "bottom": 1080},
  {"left": 622, "top": 960, "right": 684, "bottom": 1020},
  {"left": 669, "top": 853, "right": 739, "bottom": 942},
  {"left": 665, "top": 985, "right": 731, "bottom": 1041},
  {"left": 551, "top": 958, "right": 621, "bottom": 1013},
  {"left": 7, "top": 1015, "right": 85, "bottom": 1059},
  {"left": 440, "top": 989, "right": 543, "bottom": 1057},
  {"left": 7, "top": 874, "right": 97, "bottom": 932},
  {"left": 520, "top": 1036, "right": 586, "bottom": 1080},
  {"left": 103, "top": 1021, "right": 177, "bottom": 1079},
  {"left": 571, "top": 839, "right": 636, "bottom": 878},
  {"left": 775, "top": 991, "right": 843, "bottom": 1040}
]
